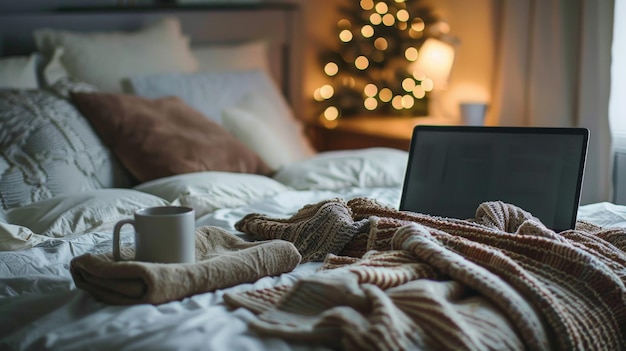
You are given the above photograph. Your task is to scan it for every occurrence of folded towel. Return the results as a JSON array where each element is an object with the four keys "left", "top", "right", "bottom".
[{"left": 70, "top": 226, "right": 301, "bottom": 305}]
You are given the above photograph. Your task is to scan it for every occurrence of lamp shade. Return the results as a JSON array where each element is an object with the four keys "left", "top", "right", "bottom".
[{"left": 412, "top": 38, "right": 455, "bottom": 89}]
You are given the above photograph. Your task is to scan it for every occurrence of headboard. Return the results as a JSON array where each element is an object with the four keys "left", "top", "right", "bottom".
[{"left": 0, "top": 3, "right": 304, "bottom": 119}]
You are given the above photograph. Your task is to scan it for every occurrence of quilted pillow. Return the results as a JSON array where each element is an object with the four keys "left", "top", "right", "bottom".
[
  {"left": 0, "top": 90, "right": 132, "bottom": 212},
  {"left": 71, "top": 92, "right": 273, "bottom": 183}
]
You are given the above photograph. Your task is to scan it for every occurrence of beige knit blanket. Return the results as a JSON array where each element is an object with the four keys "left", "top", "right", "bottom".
[
  {"left": 70, "top": 226, "right": 301, "bottom": 305},
  {"left": 226, "top": 197, "right": 626, "bottom": 351}
]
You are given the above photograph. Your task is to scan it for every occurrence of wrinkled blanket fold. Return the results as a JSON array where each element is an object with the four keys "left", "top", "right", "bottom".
[
  {"left": 70, "top": 226, "right": 301, "bottom": 305},
  {"left": 228, "top": 197, "right": 626, "bottom": 351}
]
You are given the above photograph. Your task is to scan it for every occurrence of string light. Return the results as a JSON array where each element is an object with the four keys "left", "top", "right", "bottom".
[
  {"left": 355, "top": 56, "right": 369, "bottom": 70},
  {"left": 361, "top": 25, "right": 375, "bottom": 38},
  {"left": 324, "top": 62, "right": 339, "bottom": 76},
  {"left": 339, "top": 29, "right": 353, "bottom": 42}
]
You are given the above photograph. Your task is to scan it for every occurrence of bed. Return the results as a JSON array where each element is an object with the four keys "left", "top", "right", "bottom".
[{"left": 1, "top": 4, "right": 625, "bottom": 351}]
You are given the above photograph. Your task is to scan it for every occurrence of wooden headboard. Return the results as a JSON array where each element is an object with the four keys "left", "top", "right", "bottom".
[{"left": 0, "top": 3, "right": 304, "bottom": 119}]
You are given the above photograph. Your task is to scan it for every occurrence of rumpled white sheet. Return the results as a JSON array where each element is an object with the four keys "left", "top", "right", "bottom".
[
  {"left": 1, "top": 182, "right": 623, "bottom": 351},
  {"left": 0, "top": 186, "right": 401, "bottom": 351}
]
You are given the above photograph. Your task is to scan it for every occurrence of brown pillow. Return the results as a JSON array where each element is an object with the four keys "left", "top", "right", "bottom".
[{"left": 71, "top": 92, "right": 273, "bottom": 182}]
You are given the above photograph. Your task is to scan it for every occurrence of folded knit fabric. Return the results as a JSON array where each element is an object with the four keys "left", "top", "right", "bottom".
[
  {"left": 70, "top": 226, "right": 301, "bottom": 305},
  {"left": 229, "top": 197, "right": 626, "bottom": 351}
]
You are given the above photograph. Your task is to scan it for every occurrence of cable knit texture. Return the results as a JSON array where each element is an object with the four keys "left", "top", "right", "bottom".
[{"left": 228, "top": 197, "right": 626, "bottom": 351}]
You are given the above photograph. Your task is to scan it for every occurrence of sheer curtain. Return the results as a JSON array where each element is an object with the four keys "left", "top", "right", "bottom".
[{"left": 489, "top": 0, "right": 614, "bottom": 205}]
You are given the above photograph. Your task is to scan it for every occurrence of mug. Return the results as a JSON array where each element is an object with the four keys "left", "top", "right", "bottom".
[
  {"left": 113, "top": 206, "right": 195, "bottom": 263},
  {"left": 460, "top": 102, "right": 488, "bottom": 126}
]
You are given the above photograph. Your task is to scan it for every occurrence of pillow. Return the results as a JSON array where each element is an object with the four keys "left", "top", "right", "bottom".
[
  {"left": 0, "top": 53, "right": 38, "bottom": 89},
  {"left": 192, "top": 40, "right": 270, "bottom": 74},
  {"left": 6, "top": 189, "right": 169, "bottom": 239},
  {"left": 273, "top": 148, "right": 409, "bottom": 190},
  {"left": 0, "top": 90, "right": 132, "bottom": 212},
  {"left": 126, "top": 70, "right": 316, "bottom": 164},
  {"left": 71, "top": 92, "right": 273, "bottom": 183},
  {"left": 34, "top": 18, "right": 197, "bottom": 93},
  {"left": 222, "top": 93, "right": 313, "bottom": 169},
  {"left": 134, "top": 171, "right": 289, "bottom": 217}
]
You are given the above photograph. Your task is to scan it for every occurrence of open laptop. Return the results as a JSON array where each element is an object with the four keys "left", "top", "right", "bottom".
[{"left": 399, "top": 125, "right": 589, "bottom": 232}]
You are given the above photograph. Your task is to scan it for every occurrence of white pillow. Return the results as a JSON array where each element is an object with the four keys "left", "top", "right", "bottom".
[
  {"left": 222, "top": 92, "right": 314, "bottom": 169},
  {"left": 0, "top": 53, "right": 38, "bottom": 89},
  {"left": 127, "top": 70, "right": 316, "bottom": 165},
  {"left": 134, "top": 171, "right": 289, "bottom": 218},
  {"left": 6, "top": 189, "right": 169, "bottom": 239},
  {"left": 34, "top": 18, "right": 198, "bottom": 93},
  {"left": 192, "top": 40, "right": 270, "bottom": 74},
  {"left": 273, "top": 148, "right": 409, "bottom": 190}
]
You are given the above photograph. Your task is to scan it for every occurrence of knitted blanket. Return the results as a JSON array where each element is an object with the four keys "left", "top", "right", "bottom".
[
  {"left": 226, "top": 198, "right": 626, "bottom": 351},
  {"left": 71, "top": 226, "right": 301, "bottom": 305}
]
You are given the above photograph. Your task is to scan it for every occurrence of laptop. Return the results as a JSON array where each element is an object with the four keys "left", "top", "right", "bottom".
[{"left": 399, "top": 125, "right": 589, "bottom": 232}]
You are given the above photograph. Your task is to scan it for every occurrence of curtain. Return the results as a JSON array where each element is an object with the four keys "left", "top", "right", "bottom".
[{"left": 490, "top": 0, "right": 614, "bottom": 205}]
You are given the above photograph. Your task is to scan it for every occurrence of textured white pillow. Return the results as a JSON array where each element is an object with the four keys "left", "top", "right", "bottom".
[
  {"left": 6, "top": 189, "right": 169, "bottom": 239},
  {"left": 0, "top": 90, "right": 133, "bottom": 212},
  {"left": 0, "top": 53, "right": 38, "bottom": 89},
  {"left": 134, "top": 171, "right": 289, "bottom": 217},
  {"left": 192, "top": 41, "right": 270, "bottom": 74},
  {"left": 222, "top": 93, "right": 312, "bottom": 169},
  {"left": 273, "top": 148, "right": 409, "bottom": 190},
  {"left": 34, "top": 18, "right": 197, "bottom": 92}
]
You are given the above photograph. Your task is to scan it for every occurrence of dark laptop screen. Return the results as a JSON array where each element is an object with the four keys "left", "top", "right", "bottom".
[{"left": 399, "top": 126, "right": 588, "bottom": 232}]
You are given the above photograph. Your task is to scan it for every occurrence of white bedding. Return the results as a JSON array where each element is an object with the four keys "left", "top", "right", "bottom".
[
  {"left": 1, "top": 148, "right": 625, "bottom": 350},
  {"left": 0, "top": 148, "right": 406, "bottom": 350}
]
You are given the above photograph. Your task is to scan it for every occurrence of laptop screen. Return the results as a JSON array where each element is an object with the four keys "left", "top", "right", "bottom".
[{"left": 399, "top": 126, "right": 588, "bottom": 232}]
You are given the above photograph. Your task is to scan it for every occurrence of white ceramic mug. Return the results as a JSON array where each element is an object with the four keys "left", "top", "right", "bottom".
[{"left": 113, "top": 206, "right": 195, "bottom": 263}]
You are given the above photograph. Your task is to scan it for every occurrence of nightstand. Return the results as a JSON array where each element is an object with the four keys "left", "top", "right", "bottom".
[{"left": 307, "top": 115, "right": 457, "bottom": 151}]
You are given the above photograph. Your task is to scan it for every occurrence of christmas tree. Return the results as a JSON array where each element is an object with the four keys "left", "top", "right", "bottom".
[{"left": 313, "top": 0, "right": 448, "bottom": 122}]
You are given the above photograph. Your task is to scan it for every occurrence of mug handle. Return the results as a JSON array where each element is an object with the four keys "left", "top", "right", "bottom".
[{"left": 113, "top": 219, "right": 135, "bottom": 261}]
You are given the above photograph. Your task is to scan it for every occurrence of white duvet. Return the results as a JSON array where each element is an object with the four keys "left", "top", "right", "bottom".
[
  {"left": 1, "top": 147, "right": 625, "bottom": 350},
  {"left": 0, "top": 148, "right": 406, "bottom": 350}
]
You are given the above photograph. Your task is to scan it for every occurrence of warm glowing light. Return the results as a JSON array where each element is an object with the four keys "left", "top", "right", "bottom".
[
  {"left": 396, "top": 9, "right": 409, "bottom": 22},
  {"left": 392, "top": 95, "right": 403, "bottom": 110},
  {"left": 435, "top": 21, "right": 451, "bottom": 34},
  {"left": 402, "top": 78, "right": 416, "bottom": 91},
  {"left": 339, "top": 29, "right": 353, "bottom": 42},
  {"left": 338, "top": 19, "right": 351, "bottom": 29},
  {"left": 360, "top": 0, "right": 374, "bottom": 10},
  {"left": 402, "top": 95, "right": 414, "bottom": 108},
  {"left": 408, "top": 29, "right": 423, "bottom": 39},
  {"left": 412, "top": 38, "right": 455, "bottom": 89},
  {"left": 412, "top": 86, "right": 426, "bottom": 99},
  {"left": 364, "top": 97, "right": 378, "bottom": 110},
  {"left": 398, "top": 22, "right": 408, "bottom": 30},
  {"left": 382, "top": 14, "right": 395, "bottom": 26},
  {"left": 324, "top": 62, "right": 339, "bottom": 76},
  {"left": 324, "top": 106, "right": 339, "bottom": 121},
  {"left": 313, "top": 88, "right": 323, "bottom": 101},
  {"left": 320, "top": 84, "right": 334, "bottom": 99},
  {"left": 411, "top": 18, "right": 425, "bottom": 31},
  {"left": 379, "top": 88, "right": 393, "bottom": 102},
  {"left": 412, "top": 71, "right": 426, "bottom": 81},
  {"left": 374, "top": 37, "right": 388, "bottom": 50},
  {"left": 405, "top": 47, "right": 418, "bottom": 61},
  {"left": 370, "top": 13, "right": 382, "bottom": 25},
  {"left": 355, "top": 56, "right": 369, "bottom": 70},
  {"left": 364, "top": 83, "right": 378, "bottom": 97},
  {"left": 361, "top": 25, "right": 374, "bottom": 38},
  {"left": 375, "top": 2, "right": 388, "bottom": 14},
  {"left": 421, "top": 78, "right": 434, "bottom": 91}
]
